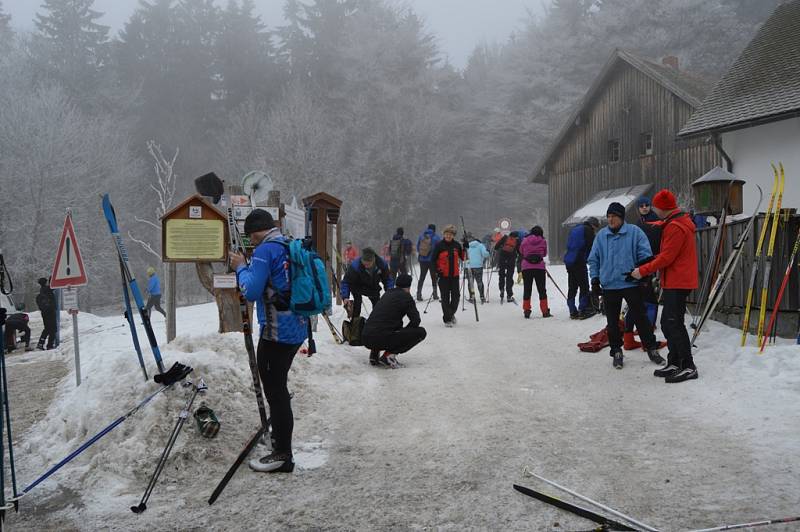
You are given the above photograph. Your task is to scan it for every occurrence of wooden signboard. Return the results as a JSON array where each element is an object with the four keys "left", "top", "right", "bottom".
[{"left": 161, "top": 194, "right": 228, "bottom": 262}]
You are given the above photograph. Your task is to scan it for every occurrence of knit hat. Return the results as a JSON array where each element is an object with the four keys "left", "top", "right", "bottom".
[
  {"left": 38, "top": 277, "right": 49, "bottom": 287},
  {"left": 530, "top": 226, "right": 544, "bottom": 237},
  {"left": 395, "top": 273, "right": 413, "bottom": 289},
  {"left": 396, "top": 227, "right": 404, "bottom": 236},
  {"left": 361, "top": 247, "right": 377, "bottom": 262},
  {"left": 146, "top": 267, "right": 156, "bottom": 277},
  {"left": 652, "top": 189, "right": 678, "bottom": 210},
  {"left": 243, "top": 208, "right": 276, "bottom": 235},
  {"left": 637, "top": 196, "right": 651, "bottom": 207},
  {"left": 606, "top": 202, "right": 626, "bottom": 219},
  {"left": 443, "top": 224, "right": 457, "bottom": 235},
  {"left": 586, "top": 217, "right": 600, "bottom": 228}
]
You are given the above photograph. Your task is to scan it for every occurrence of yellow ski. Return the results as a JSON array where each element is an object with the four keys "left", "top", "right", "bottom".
[{"left": 756, "top": 163, "right": 785, "bottom": 347}]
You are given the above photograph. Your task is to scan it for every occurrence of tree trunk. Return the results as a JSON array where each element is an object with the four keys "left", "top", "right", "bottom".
[{"left": 195, "top": 262, "right": 246, "bottom": 333}]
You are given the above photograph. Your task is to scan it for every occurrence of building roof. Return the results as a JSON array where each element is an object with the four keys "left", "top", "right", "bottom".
[
  {"left": 561, "top": 184, "right": 652, "bottom": 227},
  {"left": 532, "top": 49, "right": 712, "bottom": 183},
  {"left": 679, "top": 1, "right": 800, "bottom": 138}
]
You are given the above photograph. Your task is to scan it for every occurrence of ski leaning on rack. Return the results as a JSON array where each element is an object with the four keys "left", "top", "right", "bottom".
[
  {"left": 513, "top": 484, "right": 635, "bottom": 531},
  {"left": 759, "top": 225, "right": 800, "bottom": 353},
  {"left": 460, "top": 216, "right": 479, "bottom": 322},
  {"left": 740, "top": 169, "right": 780, "bottom": 346},
  {"left": 756, "top": 163, "right": 785, "bottom": 346},
  {"left": 102, "top": 194, "right": 165, "bottom": 374},
  {"left": 692, "top": 186, "right": 763, "bottom": 344},
  {"left": 119, "top": 257, "right": 148, "bottom": 381}
]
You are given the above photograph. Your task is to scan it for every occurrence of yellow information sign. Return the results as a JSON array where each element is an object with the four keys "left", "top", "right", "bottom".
[{"left": 165, "top": 219, "right": 225, "bottom": 261}]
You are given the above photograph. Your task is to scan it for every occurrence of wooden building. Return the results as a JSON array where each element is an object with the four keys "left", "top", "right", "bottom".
[{"left": 531, "top": 49, "right": 721, "bottom": 259}]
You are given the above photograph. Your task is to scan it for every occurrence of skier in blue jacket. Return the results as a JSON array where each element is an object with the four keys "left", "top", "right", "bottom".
[
  {"left": 415, "top": 224, "right": 441, "bottom": 301},
  {"left": 230, "top": 209, "right": 308, "bottom": 474},
  {"left": 587, "top": 202, "right": 664, "bottom": 370},
  {"left": 563, "top": 217, "right": 599, "bottom": 319},
  {"left": 145, "top": 267, "right": 166, "bottom": 317},
  {"left": 464, "top": 233, "right": 489, "bottom": 303}
]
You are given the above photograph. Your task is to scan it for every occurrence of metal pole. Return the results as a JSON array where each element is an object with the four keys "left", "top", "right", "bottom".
[
  {"left": 166, "top": 263, "right": 176, "bottom": 343},
  {"left": 528, "top": 471, "right": 659, "bottom": 532},
  {"left": 72, "top": 311, "right": 81, "bottom": 387}
]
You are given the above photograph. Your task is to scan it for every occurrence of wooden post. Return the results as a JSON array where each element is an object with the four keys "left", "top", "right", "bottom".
[{"left": 166, "top": 262, "right": 177, "bottom": 342}]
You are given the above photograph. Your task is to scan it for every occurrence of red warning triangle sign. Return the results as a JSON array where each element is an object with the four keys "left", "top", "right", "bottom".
[{"left": 50, "top": 213, "right": 88, "bottom": 288}]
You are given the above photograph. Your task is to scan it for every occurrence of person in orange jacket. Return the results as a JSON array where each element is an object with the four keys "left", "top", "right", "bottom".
[
  {"left": 431, "top": 224, "right": 464, "bottom": 327},
  {"left": 632, "top": 189, "right": 699, "bottom": 383},
  {"left": 344, "top": 241, "right": 359, "bottom": 263}
]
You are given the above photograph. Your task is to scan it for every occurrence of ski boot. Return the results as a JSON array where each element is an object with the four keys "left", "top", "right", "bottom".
[
  {"left": 378, "top": 352, "right": 399, "bottom": 369},
  {"left": 369, "top": 349, "right": 380, "bottom": 366},
  {"left": 523, "top": 299, "right": 532, "bottom": 319},
  {"left": 611, "top": 349, "right": 624, "bottom": 369},
  {"left": 249, "top": 451, "right": 294, "bottom": 473},
  {"left": 646, "top": 347, "right": 665, "bottom": 365},
  {"left": 507, "top": 295, "right": 515, "bottom": 304},
  {"left": 540, "top": 299, "right": 552, "bottom": 318}
]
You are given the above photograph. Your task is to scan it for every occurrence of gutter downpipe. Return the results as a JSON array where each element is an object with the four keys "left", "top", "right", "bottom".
[{"left": 712, "top": 133, "right": 733, "bottom": 173}]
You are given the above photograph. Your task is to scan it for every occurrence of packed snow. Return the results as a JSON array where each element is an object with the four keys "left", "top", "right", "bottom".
[{"left": 6, "top": 265, "right": 800, "bottom": 531}]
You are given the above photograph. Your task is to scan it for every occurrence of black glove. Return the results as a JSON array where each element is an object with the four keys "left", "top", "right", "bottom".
[
  {"left": 624, "top": 271, "right": 636, "bottom": 283},
  {"left": 591, "top": 278, "right": 602, "bottom": 295}
]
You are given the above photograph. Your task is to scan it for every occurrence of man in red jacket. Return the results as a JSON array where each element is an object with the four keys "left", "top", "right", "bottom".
[{"left": 631, "top": 189, "right": 699, "bottom": 383}]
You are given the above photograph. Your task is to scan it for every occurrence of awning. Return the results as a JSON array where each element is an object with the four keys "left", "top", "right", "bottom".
[{"left": 561, "top": 184, "right": 653, "bottom": 226}]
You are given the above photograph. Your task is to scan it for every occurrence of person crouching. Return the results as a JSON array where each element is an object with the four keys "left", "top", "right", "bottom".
[{"left": 361, "top": 274, "right": 427, "bottom": 368}]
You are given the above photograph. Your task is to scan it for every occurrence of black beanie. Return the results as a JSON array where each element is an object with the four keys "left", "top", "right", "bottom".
[
  {"left": 530, "top": 226, "right": 544, "bottom": 237},
  {"left": 395, "top": 273, "right": 412, "bottom": 289},
  {"left": 606, "top": 202, "right": 626, "bottom": 219},
  {"left": 243, "top": 209, "right": 275, "bottom": 235},
  {"left": 38, "top": 277, "right": 49, "bottom": 286},
  {"left": 396, "top": 227, "right": 404, "bottom": 236}
]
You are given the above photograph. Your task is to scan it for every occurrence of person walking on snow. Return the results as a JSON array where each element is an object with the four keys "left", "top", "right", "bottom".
[
  {"left": 416, "top": 224, "right": 441, "bottom": 301},
  {"left": 494, "top": 231, "right": 520, "bottom": 303},
  {"left": 564, "top": 217, "right": 599, "bottom": 319},
  {"left": 631, "top": 189, "right": 699, "bottom": 383},
  {"left": 587, "top": 202, "right": 664, "bottom": 370},
  {"left": 145, "top": 267, "right": 167, "bottom": 317},
  {"left": 432, "top": 225, "right": 464, "bottom": 327},
  {"left": 362, "top": 273, "right": 427, "bottom": 368},
  {"left": 341, "top": 248, "right": 394, "bottom": 319},
  {"left": 343, "top": 241, "right": 359, "bottom": 264},
  {"left": 230, "top": 209, "right": 308, "bottom": 474},
  {"left": 464, "top": 233, "right": 489, "bottom": 303},
  {"left": 520, "top": 226, "right": 551, "bottom": 319},
  {"left": 35, "top": 277, "right": 57, "bottom": 350},
  {"left": 389, "top": 227, "right": 413, "bottom": 276}
]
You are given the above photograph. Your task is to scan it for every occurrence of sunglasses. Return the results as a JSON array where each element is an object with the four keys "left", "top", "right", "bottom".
[{"left": 639, "top": 204, "right": 650, "bottom": 207}]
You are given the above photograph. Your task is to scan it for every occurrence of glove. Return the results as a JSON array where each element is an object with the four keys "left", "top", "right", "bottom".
[
  {"left": 591, "top": 278, "right": 602, "bottom": 295},
  {"left": 624, "top": 271, "right": 635, "bottom": 283}
]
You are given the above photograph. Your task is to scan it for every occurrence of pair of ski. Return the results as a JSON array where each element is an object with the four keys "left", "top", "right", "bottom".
[{"left": 102, "top": 194, "right": 164, "bottom": 377}]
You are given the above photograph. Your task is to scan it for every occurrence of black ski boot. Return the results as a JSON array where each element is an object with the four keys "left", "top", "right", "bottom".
[
  {"left": 654, "top": 364, "right": 679, "bottom": 378},
  {"left": 665, "top": 366, "right": 698, "bottom": 383},
  {"left": 646, "top": 348, "right": 665, "bottom": 365},
  {"left": 249, "top": 451, "right": 294, "bottom": 473},
  {"left": 611, "top": 349, "right": 623, "bottom": 369},
  {"left": 369, "top": 349, "right": 380, "bottom": 366},
  {"left": 507, "top": 296, "right": 515, "bottom": 303},
  {"left": 524, "top": 310, "right": 531, "bottom": 319}
]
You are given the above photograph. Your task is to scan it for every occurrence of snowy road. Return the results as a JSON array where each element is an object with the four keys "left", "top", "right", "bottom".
[{"left": 9, "top": 266, "right": 800, "bottom": 531}]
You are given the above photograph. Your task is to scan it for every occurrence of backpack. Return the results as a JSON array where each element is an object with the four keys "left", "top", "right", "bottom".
[
  {"left": 389, "top": 238, "right": 403, "bottom": 260},
  {"left": 501, "top": 235, "right": 518, "bottom": 254},
  {"left": 273, "top": 240, "right": 331, "bottom": 317},
  {"left": 342, "top": 316, "right": 365, "bottom": 346},
  {"left": 418, "top": 234, "right": 432, "bottom": 257}
]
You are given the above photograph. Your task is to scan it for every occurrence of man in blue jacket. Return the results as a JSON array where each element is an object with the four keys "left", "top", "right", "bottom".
[
  {"left": 563, "top": 217, "right": 599, "bottom": 319},
  {"left": 587, "top": 202, "right": 664, "bottom": 370},
  {"left": 145, "top": 267, "right": 167, "bottom": 317},
  {"left": 230, "top": 209, "right": 308, "bottom": 474},
  {"left": 416, "top": 224, "right": 441, "bottom": 302}
]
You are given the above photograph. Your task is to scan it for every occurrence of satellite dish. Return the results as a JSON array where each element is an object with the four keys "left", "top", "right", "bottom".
[{"left": 241, "top": 171, "right": 273, "bottom": 207}]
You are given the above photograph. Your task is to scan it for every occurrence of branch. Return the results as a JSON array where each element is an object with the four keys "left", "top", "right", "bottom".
[{"left": 127, "top": 230, "right": 162, "bottom": 261}]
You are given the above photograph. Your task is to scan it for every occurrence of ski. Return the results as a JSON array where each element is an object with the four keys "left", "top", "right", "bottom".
[
  {"left": 741, "top": 169, "right": 780, "bottom": 346},
  {"left": 321, "top": 313, "right": 344, "bottom": 344},
  {"left": 513, "top": 484, "right": 635, "bottom": 531},
  {"left": 756, "top": 163, "right": 785, "bottom": 345},
  {"left": 459, "top": 217, "right": 479, "bottom": 322},
  {"left": 102, "top": 194, "right": 165, "bottom": 373},
  {"left": 692, "top": 186, "right": 763, "bottom": 344},
  {"left": 759, "top": 225, "right": 800, "bottom": 353},
  {"left": 687, "top": 515, "right": 800, "bottom": 532},
  {"left": 207, "top": 426, "right": 265, "bottom": 505},
  {"left": 226, "top": 206, "right": 270, "bottom": 434}
]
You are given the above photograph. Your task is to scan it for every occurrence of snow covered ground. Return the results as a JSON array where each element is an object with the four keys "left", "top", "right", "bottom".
[{"left": 6, "top": 265, "right": 800, "bottom": 531}]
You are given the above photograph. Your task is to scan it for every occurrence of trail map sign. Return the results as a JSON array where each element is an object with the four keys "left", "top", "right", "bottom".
[
  {"left": 162, "top": 194, "right": 227, "bottom": 262},
  {"left": 50, "top": 212, "right": 88, "bottom": 288}
]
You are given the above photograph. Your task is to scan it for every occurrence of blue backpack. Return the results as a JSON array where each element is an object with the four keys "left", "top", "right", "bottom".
[{"left": 285, "top": 239, "right": 331, "bottom": 316}]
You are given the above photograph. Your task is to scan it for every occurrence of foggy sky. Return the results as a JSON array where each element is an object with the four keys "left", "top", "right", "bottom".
[{"left": 2, "top": 0, "right": 541, "bottom": 69}]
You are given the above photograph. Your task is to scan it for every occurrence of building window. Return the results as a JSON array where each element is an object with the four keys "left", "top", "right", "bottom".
[
  {"left": 640, "top": 132, "right": 654, "bottom": 156},
  {"left": 608, "top": 139, "right": 620, "bottom": 162}
]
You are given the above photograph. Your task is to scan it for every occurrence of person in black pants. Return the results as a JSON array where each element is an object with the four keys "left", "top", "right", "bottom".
[
  {"left": 4, "top": 313, "right": 31, "bottom": 352},
  {"left": 494, "top": 232, "right": 521, "bottom": 302},
  {"left": 432, "top": 224, "right": 463, "bottom": 326},
  {"left": 362, "top": 274, "right": 427, "bottom": 368},
  {"left": 563, "top": 218, "right": 599, "bottom": 318},
  {"left": 36, "top": 277, "right": 57, "bottom": 349}
]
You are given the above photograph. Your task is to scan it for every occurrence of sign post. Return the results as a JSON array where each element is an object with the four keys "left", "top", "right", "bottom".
[{"left": 50, "top": 211, "right": 88, "bottom": 386}]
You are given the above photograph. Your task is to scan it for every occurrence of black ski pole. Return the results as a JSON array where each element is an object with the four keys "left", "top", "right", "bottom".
[
  {"left": 545, "top": 269, "right": 568, "bottom": 300},
  {"left": 131, "top": 379, "right": 206, "bottom": 514},
  {"left": 422, "top": 292, "right": 435, "bottom": 314}
]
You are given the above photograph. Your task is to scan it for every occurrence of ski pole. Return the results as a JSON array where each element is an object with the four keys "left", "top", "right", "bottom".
[
  {"left": 22, "top": 383, "right": 175, "bottom": 495},
  {"left": 545, "top": 269, "right": 568, "bottom": 300},
  {"left": 132, "top": 379, "right": 205, "bottom": 513},
  {"left": 686, "top": 515, "right": 800, "bottom": 532},
  {"left": 0, "top": 338, "right": 18, "bottom": 511},
  {"left": 422, "top": 292, "right": 435, "bottom": 314},
  {"left": 525, "top": 470, "right": 660, "bottom": 532}
]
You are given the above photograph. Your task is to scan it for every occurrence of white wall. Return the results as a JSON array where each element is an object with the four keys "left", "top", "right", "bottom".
[{"left": 723, "top": 116, "right": 800, "bottom": 213}]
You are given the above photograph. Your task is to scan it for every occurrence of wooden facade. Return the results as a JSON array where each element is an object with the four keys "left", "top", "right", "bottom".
[{"left": 533, "top": 51, "right": 721, "bottom": 259}]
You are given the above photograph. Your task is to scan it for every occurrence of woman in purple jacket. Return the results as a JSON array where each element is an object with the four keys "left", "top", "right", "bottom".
[{"left": 520, "top": 226, "right": 551, "bottom": 319}]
